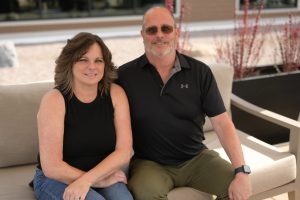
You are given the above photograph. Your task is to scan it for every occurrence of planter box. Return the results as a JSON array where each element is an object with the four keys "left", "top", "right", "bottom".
[{"left": 231, "top": 69, "right": 300, "bottom": 144}]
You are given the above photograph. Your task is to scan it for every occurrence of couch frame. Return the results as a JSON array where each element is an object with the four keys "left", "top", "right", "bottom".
[{"left": 0, "top": 63, "right": 299, "bottom": 200}]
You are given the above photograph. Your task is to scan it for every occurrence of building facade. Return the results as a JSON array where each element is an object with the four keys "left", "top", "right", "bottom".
[{"left": 0, "top": 0, "right": 299, "bottom": 34}]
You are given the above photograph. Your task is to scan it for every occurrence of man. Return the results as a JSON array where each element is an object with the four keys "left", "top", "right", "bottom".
[{"left": 117, "top": 6, "right": 252, "bottom": 200}]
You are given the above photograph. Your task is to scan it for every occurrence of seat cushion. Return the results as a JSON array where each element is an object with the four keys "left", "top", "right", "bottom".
[
  {"left": 204, "top": 130, "right": 297, "bottom": 194},
  {"left": 168, "top": 187, "right": 213, "bottom": 200},
  {"left": 0, "top": 164, "right": 36, "bottom": 200}
]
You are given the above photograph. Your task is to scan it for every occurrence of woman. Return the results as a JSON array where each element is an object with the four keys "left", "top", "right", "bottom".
[{"left": 33, "top": 32, "right": 133, "bottom": 200}]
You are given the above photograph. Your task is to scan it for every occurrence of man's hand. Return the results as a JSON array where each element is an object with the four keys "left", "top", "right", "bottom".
[{"left": 228, "top": 173, "right": 252, "bottom": 200}]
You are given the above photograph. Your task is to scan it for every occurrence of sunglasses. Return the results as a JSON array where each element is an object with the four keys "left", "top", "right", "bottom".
[{"left": 144, "top": 25, "right": 174, "bottom": 35}]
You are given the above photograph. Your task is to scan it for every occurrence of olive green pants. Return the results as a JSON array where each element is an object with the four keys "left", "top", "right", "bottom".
[{"left": 128, "top": 149, "right": 234, "bottom": 200}]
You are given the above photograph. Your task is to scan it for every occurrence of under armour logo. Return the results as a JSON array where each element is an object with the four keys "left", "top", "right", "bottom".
[{"left": 180, "top": 83, "right": 189, "bottom": 89}]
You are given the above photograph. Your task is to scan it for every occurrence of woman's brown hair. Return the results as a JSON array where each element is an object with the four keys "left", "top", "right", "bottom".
[{"left": 54, "top": 32, "right": 117, "bottom": 98}]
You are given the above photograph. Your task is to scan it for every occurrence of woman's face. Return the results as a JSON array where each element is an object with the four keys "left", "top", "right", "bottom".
[{"left": 72, "top": 42, "right": 105, "bottom": 87}]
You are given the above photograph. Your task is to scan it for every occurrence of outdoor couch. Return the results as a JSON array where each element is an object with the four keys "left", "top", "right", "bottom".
[{"left": 0, "top": 62, "right": 299, "bottom": 200}]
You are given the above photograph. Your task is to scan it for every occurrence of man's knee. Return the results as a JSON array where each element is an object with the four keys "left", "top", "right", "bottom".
[
  {"left": 187, "top": 150, "right": 234, "bottom": 198},
  {"left": 129, "top": 177, "right": 171, "bottom": 200},
  {"left": 128, "top": 160, "right": 173, "bottom": 200}
]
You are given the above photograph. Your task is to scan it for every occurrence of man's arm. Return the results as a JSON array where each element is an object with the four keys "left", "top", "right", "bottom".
[{"left": 210, "top": 112, "right": 252, "bottom": 200}]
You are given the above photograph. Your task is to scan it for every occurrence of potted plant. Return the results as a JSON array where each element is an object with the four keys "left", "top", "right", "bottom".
[
  {"left": 215, "top": 0, "right": 267, "bottom": 79},
  {"left": 214, "top": 0, "right": 300, "bottom": 144},
  {"left": 274, "top": 14, "right": 300, "bottom": 72}
]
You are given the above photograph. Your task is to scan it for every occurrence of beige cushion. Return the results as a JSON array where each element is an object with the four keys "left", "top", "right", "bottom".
[
  {"left": 204, "top": 130, "right": 296, "bottom": 194},
  {"left": 0, "top": 164, "right": 36, "bottom": 200},
  {"left": 203, "top": 62, "right": 234, "bottom": 132},
  {"left": 0, "top": 82, "right": 53, "bottom": 167},
  {"left": 168, "top": 187, "right": 213, "bottom": 200}
]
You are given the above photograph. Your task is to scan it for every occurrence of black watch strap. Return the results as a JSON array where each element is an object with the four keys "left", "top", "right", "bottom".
[{"left": 234, "top": 165, "right": 251, "bottom": 174}]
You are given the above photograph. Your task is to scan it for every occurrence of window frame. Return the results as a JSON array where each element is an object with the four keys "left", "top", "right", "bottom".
[
  {"left": 0, "top": 0, "right": 181, "bottom": 27},
  {"left": 235, "top": 0, "right": 300, "bottom": 14}
]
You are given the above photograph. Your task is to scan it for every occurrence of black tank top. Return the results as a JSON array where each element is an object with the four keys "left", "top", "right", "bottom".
[{"left": 37, "top": 89, "right": 116, "bottom": 171}]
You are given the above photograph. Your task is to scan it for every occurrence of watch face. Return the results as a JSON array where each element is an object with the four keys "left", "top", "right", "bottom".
[{"left": 243, "top": 165, "right": 251, "bottom": 173}]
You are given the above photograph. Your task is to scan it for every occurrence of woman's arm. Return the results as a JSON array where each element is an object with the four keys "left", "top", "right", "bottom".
[{"left": 38, "top": 89, "right": 84, "bottom": 184}]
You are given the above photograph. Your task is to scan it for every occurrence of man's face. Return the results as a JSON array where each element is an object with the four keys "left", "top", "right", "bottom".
[{"left": 141, "top": 8, "right": 179, "bottom": 58}]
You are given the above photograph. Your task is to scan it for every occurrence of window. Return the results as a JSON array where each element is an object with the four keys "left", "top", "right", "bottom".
[
  {"left": 0, "top": 0, "right": 178, "bottom": 22},
  {"left": 239, "top": 0, "right": 298, "bottom": 10}
]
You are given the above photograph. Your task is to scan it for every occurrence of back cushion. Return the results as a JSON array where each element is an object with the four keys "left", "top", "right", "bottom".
[
  {"left": 201, "top": 62, "right": 234, "bottom": 132},
  {"left": 0, "top": 81, "right": 53, "bottom": 167},
  {"left": 0, "top": 63, "right": 232, "bottom": 167}
]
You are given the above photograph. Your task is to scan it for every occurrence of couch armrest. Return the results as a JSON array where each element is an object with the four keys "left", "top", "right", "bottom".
[
  {"left": 231, "top": 94, "right": 300, "bottom": 149},
  {"left": 231, "top": 94, "right": 300, "bottom": 191},
  {"left": 231, "top": 94, "right": 300, "bottom": 131}
]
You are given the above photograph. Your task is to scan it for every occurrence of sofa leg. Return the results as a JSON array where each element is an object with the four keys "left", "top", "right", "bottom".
[
  {"left": 288, "top": 190, "right": 300, "bottom": 200},
  {"left": 288, "top": 191, "right": 295, "bottom": 200},
  {"left": 297, "top": 191, "right": 300, "bottom": 200}
]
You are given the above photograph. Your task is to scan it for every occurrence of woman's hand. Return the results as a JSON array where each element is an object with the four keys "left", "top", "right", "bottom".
[
  {"left": 63, "top": 178, "right": 91, "bottom": 200},
  {"left": 94, "top": 170, "right": 127, "bottom": 188}
]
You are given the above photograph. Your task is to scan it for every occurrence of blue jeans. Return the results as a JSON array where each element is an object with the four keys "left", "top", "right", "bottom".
[{"left": 33, "top": 169, "right": 133, "bottom": 200}]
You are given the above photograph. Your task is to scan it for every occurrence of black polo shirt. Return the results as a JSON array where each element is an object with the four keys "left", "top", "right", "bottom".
[{"left": 117, "top": 52, "right": 226, "bottom": 165}]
